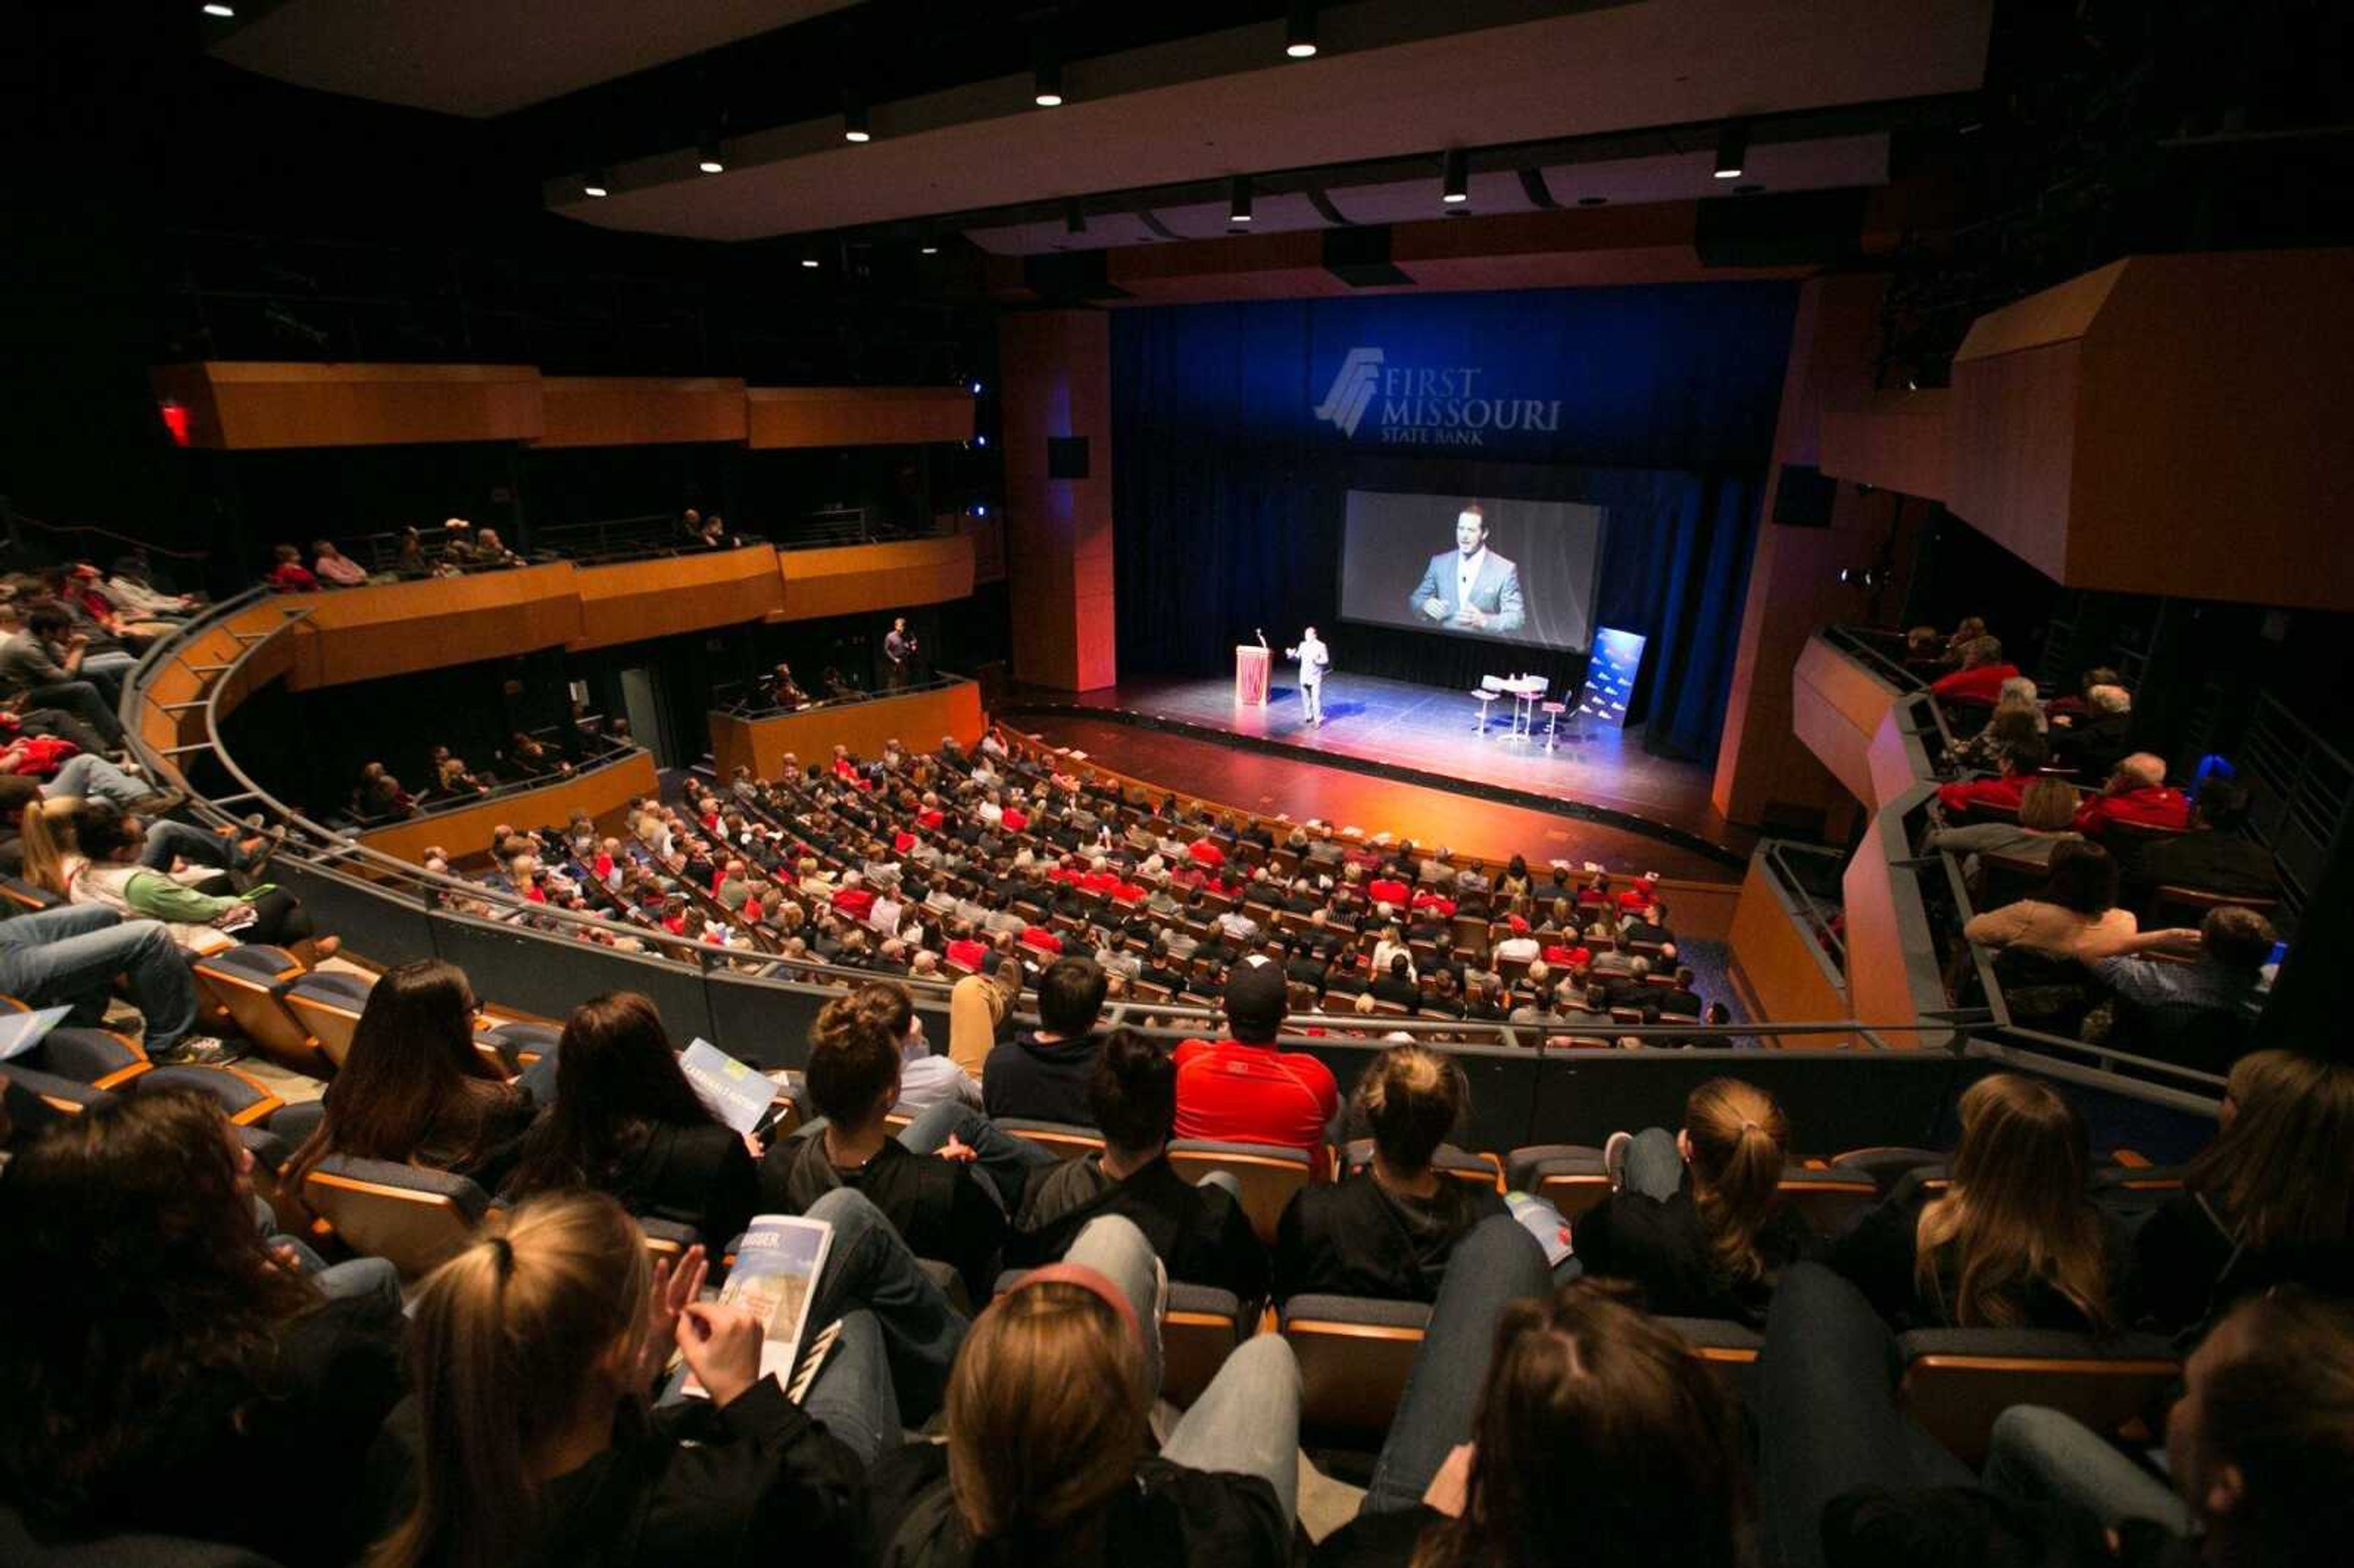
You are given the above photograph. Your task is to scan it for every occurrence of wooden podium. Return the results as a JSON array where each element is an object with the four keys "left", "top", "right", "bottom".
[{"left": 1234, "top": 644, "right": 1271, "bottom": 706}]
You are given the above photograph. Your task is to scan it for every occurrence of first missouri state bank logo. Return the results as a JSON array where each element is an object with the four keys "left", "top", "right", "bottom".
[{"left": 1312, "top": 345, "right": 1564, "bottom": 446}]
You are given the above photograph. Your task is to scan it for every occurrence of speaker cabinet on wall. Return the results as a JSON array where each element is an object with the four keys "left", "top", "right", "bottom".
[
  {"left": 1323, "top": 224, "right": 1412, "bottom": 288},
  {"left": 1046, "top": 436, "right": 1090, "bottom": 479}
]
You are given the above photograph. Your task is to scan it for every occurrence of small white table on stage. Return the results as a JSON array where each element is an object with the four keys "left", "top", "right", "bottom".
[
  {"left": 1235, "top": 644, "right": 1271, "bottom": 706},
  {"left": 1497, "top": 674, "right": 1547, "bottom": 737}
]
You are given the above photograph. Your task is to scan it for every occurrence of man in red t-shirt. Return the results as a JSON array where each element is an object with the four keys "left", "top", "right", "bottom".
[
  {"left": 1174, "top": 955, "right": 1338, "bottom": 1167},
  {"left": 2074, "top": 753, "right": 2193, "bottom": 837},
  {"left": 1187, "top": 836, "right": 1225, "bottom": 869},
  {"left": 1929, "top": 636, "right": 2021, "bottom": 706}
]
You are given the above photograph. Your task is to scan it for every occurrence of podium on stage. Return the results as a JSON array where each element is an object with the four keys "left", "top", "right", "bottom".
[{"left": 1235, "top": 644, "right": 1271, "bottom": 706}]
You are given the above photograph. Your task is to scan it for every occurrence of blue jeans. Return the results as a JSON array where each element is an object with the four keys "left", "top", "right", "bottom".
[
  {"left": 1362, "top": 1213, "right": 1555, "bottom": 1515},
  {"left": 40, "top": 753, "right": 149, "bottom": 808},
  {"left": 142, "top": 819, "right": 249, "bottom": 873},
  {"left": 1982, "top": 1406, "right": 2189, "bottom": 1536},
  {"left": 23, "top": 680, "right": 122, "bottom": 747},
  {"left": 898, "top": 1100, "right": 1057, "bottom": 1214},
  {"left": 0, "top": 902, "right": 197, "bottom": 1051},
  {"left": 803, "top": 1186, "right": 969, "bottom": 1431}
]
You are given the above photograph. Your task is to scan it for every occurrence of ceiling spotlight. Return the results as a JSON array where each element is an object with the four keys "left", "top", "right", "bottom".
[
  {"left": 1713, "top": 119, "right": 1747, "bottom": 180},
  {"left": 969, "top": 379, "right": 984, "bottom": 395},
  {"left": 1441, "top": 147, "right": 1468, "bottom": 205},
  {"left": 698, "top": 139, "right": 726, "bottom": 175},
  {"left": 582, "top": 172, "right": 609, "bottom": 198},
  {"left": 201, "top": 2, "right": 235, "bottom": 16},
  {"left": 843, "top": 93, "right": 870, "bottom": 143},
  {"left": 975, "top": 435, "right": 989, "bottom": 447},
  {"left": 920, "top": 242, "right": 940, "bottom": 255},
  {"left": 1034, "top": 51, "right": 1064, "bottom": 108},
  {"left": 800, "top": 252, "right": 820, "bottom": 270},
  {"left": 1064, "top": 199, "right": 1086, "bottom": 235},
  {"left": 1228, "top": 177, "right": 1254, "bottom": 224},
  {"left": 1285, "top": 2, "right": 1318, "bottom": 58}
]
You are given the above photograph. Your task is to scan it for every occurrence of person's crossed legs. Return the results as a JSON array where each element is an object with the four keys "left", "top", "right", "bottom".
[{"left": 0, "top": 903, "right": 198, "bottom": 1052}]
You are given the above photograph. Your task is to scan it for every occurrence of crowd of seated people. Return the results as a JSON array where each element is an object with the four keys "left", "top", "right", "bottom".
[
  {"left": 4, "top": 929, "right": 2347, "bottom": 1567},
  {"left": 265, "top": 523, "right": 534, "bottom": 593},
  {"left": 344, "top": 718, "right": 612, "bottom": 825},
  {"left": 1912, "top": 617, "right": 2282, "bottom": 1075}
]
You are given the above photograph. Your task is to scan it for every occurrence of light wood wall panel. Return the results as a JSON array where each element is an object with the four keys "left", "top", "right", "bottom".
[
  {"left": 772, "top": 536, "right": 975, "bottom": 622},
  {"left": 1789, "top": 634, "right": 1905, "bottom": 812},
  {"left": 709, "top": 682, "right": 985, "bottom": 783},
  {"left": 356, "top": 753, "right": 660, "bottom": 864},
  {"left": 283, "top": 566, "right": 585, "bottom": 688},
  {"left": 536, "top": 376, "right": 747, "bottom": 447},
  {"left": 571, "top": 546, "right": 786, "bottom": 650},
  {"left": 148, "top": 362, "right": 543, "bottom": 449},
  {"left": 1819, "top": 388, "right": 1953, "bottom": 503},
  {"left": 1727, "top": 856, "right": 1851, "bottom": 1037},
  {"left": 745, "top": 386, "right": 975, "bottom": 449}
]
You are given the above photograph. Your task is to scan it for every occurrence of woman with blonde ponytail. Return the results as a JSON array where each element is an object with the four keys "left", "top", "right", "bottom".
[
  {"left": 1574, "top": 1078, "right": 1818, "bottom": 1325},
  {"left": 363, "top": 1191, "right": 872, "bottom": 1568}
]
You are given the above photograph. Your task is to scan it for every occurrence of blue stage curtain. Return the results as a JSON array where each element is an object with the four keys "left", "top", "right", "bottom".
[{"left": 1109, "top": 286, "right": 1789, "bottom": 762}]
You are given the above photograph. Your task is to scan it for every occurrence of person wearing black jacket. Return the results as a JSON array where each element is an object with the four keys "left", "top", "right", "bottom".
[
  {"left": 771, "top": 987, "right": 1010, "bottom": 1303},
  {"left": 1273, "top": 1044, "right": 1506, "bottom": 1303},
  {"left": 2121, "top": 778, "right": 2279, "bottom": 904},
  {"left": 983, "top": 956, "right": 1106, "bottom": 1125},
  {"left": 506, "top": 992, "right": 762, "bottom": 1251},
  {"left": 1368, "top": 953, "right": 1423, "bottom": 1011},
  {"left": 1010, "top": 1029, "right": 1268, "bottom": 1300},
  {"left": 360, "top": 1192, "right": 872, "bottom": 1568},
  {"left": 1573, "top": 1079, "right": 1816, "bottom": 1328}
]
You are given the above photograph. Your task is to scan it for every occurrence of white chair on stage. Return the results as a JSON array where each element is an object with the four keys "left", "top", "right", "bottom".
[
  {"left": 1539, "top": 697, "right": 1570, "bottom": 750},
  {"left": 1503, "top": 674, "right": 1546, "bottom": 739},
  {"left": 1471, "top": 677, "right": 1504, "bottom": 734}
]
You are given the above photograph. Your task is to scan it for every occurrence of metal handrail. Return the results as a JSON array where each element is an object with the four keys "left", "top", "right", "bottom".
[{"left": 712, "top": 671, "right": 965, "bottom": 721}]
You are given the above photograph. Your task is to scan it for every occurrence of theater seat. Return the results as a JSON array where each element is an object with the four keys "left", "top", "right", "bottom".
[
  {"left": 1661, "top": 1315, "right": 1765, "bottom": 1402},
  {"left": 1829, "top": 1146, "right": 1947, "bottom": 1193},
  {"left": 1772, "top": 1168, "right": 1883, "bottom": 1237},
  {"left": 1898, "top": 1326, "right": 2180, "bottom": 1466},
  {"left": 1167, "top": 1140, "right": 1318, "bottom": 1245},
  {"left": 299, "top": 1154, "right": 491, "bottom": 1279},
  {"left": 134, "top": 1063, "right": 286, "bottom": 1127},
  {"left": 1282, "top": 1294, "right": 1431, "bottom": 1447},
  {"left": 191, "top": 946, "right": 324, "bottom": 1075},
  {"left": 480, "top": 1019, "right": 562, "bottom": 1077},
  {"left": 24, "top": 1026, "right": 152, "bottom": 1092},
  {"left": 1504, "top": 1144, "right": 1612, "bottom": 1220},
  {"left": 1343, "top": 1138, "right": 1505, "bottom": 1192},
  {"left": 2, "top": 1063, "right": 115, "bottom": 1119},
  {"left": 639, "top": 1216, "right": 703, "bottom": 1265},
  {"left": 0, "top": 1498, "right": 278, "bottom": 1567},
  {"left": 997, "top": 1117, "right": 1106, "bottom": 1161},
  {"left": 282, "top": 969, "right": 375, "bottom": 1068},
  {"left": 0, "top": 875, "right": 61, "bottom": 913},
  {"left": 237, "top": 1119, "right": 297, "bottom": 1229}
]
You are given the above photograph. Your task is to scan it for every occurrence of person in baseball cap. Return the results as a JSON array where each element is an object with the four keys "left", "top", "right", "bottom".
[
  {"left": 1172, "top": 954, "right": 1337, "bottom": 1160},
  {"left": 1223, "top": 953, "right": 1290, "bottom": 1043}
]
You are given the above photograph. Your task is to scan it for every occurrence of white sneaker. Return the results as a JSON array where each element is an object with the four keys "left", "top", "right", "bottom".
[
  {"left": 152, "top": 1035, "right": 249, "bottom": 1067},
  {"left": 1603, "top": 1130, "right": 1633, "bottom": 1190}
]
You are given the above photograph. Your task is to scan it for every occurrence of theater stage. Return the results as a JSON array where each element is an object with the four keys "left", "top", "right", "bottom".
[{"left": 1002, "top": 672, "right": 1751, "bottom": 884}]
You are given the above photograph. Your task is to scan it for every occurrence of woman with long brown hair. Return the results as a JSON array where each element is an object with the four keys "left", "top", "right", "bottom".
[
  {"left": 0, "top": 1091, "right": 404, "bottom": 1566},
  {"left": 2135, "top": 1048, "right": 2354, "bottom": 1331},
  {"left": 504, "top": 991, "right": 761, "bottom": 1249},
  {"left": 286, "top": 959, "right": 533, "bottom": 1196},
  {"left": 1831, "top": 1073, "right": 2116, "bottom": 1331},
  {"left": 1574, "top": 1078, "right": 1816, "bottom": 1325},
  {"left": 1313, "top": 1281, "right": 1753, "bottom": 1568},
  {"left": 363, "top": 1192, "right": 871, "bottom": 1568},
  {"left": 872, "top": 1212, "right": 1300, "bottom": 1567}
]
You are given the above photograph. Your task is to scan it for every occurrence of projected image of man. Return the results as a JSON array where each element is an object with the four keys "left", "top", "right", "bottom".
[{"left": 1408, "top": 503, "right": 1524, "bottom": 634}]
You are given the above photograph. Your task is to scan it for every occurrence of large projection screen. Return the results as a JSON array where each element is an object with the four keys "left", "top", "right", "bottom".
[{"left": 1337, "top": 490, "right": 1605, "bottom": 652}]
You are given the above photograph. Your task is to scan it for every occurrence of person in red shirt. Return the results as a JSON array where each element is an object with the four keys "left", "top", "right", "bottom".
[
  {"left": 1367, "top": 874, "right": 1411, "bottom": 908},
  {"left": 1019, "top": 924, "right": 1062, "bottom": 956},
  {"left": 831, "top": 882, "right": 877, "bottom": 923},
  {"left": 1000, "top": 802, "right": 1029, "bottom": 834},
  {"left": 1542, "top": 942, "right": 1592, "bottom": 969},
  {"left": 916, "top": 803, "right": 945, "bottom": 831},
  {"left": 264, "top": 544, "right": 319, "bottom": 593},
  {"left": 1410, "top": 888, "right": 1456, "bottom": 919},
  {"left": 1081, "top": 863, "right": 1121, "bottom": 894},
  {"left": 1935, "top": 737, "right": 2051, "bottom": 815},
  {"left": 2073, "top": 753, "right": 2193, "bottom": 837},
  {"left": 1187, "top": 836, "right": 1225, "bottom": 869},
  {"left": 945, "top": 934, "right": 991, "bottom": 973},
  {"left": 1929, "top": 636, "right": 2021, "bottom": 706},
  {"left": 1173, "top": 955, "right": 1339, "bottom": 1167},
  {"left": 1615, "top": 873, "right": 1662, "bottom": 915}
]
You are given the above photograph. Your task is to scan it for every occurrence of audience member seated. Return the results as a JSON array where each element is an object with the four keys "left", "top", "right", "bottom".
[
  {"left": 506, "top": 991, "right": 763, "bottom": 1249},
  {"left": 0, "top": 600, "right": 127, "bottom": 748},
  {"left": 1929, "top": 634, "right": 2019, "bottom": 706},
  {"left": 353, "top": 759, "right": 419, "bottom": 821},
  {"left": 1313, "top": 1273, "right": 1749, "bottom": 1568},
  {"left": 2073, "top": 752, "right": 2193, "bottom": 838},
  {"left": 287, "top": 959, "right": 536, "bottom": 1196},
  {"left": 1927, "top": 776, "right": 2083, "bottom": 875},
  {"left": 0, "top": 889, "right": 227, "bottom": 1063},
  {"left": 769, "top": 984, "right": 1011, "bottom": 1300},
  {"left": 1009, "top": 1027, "right": 1268, "bottom": 1298},
  {"left": 311, "top": 538, "right": 370, "bottom": 586},
  {"left": 1174, "top": 955, "right": 1341, "bottom": 1162},
  {"left": 359, "top": 1193, "right": 873, "bottom": 1567},
  {"left": 984, "top": 954, "right": 1107, "bottom": 1125},
  {"left": 1948, "top": 676, "right": 2046, "bottom": 771},
  {"left": 1573, "top": 1078, "right": 1816, "bottom": 1326},
  {"left": 266, "top": 542, "right": 322, "bottom": 592},
  {"left": 1830, "top": 1074, "right": 2119, "bottom": 1331},
  {"left": 25, "top": 798, "right": 329, "bottom": 958},
  {"left": 0, "top": 1091, "right": 405, "bottom": 1566},
  {"left": 869, "top": 1216, "right": 1301, "bottom": 1566},
  {"left": 1273, "top": 1044, "right": 1507, "bottom": 1302},
  {"left": 1933, "top": 734, "right": 2050, "bottom": 815},
  {"left": 2124, "top": 777, "right": 2277, "bottom": 903},
  {"left": 1962, "top": 840, "right": 2150, "bottom": 964},
  {"left": 2090, "top": 904, "right": 2271, "bottom": 1072},
  {"left": 2133, "top": 1048, "right": 2354, "bottom": 1332},
  {"left": 2054, "top": 679, "right": 2136, "bottom": 778},
  {"left": 1761, "top": 1263, "right": 2353, "bottom": 1568}
]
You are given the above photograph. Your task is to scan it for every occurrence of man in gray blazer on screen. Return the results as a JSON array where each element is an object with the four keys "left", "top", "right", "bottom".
[{"left": 1407, "top": 502, "right": 1525, "bottom": 633}]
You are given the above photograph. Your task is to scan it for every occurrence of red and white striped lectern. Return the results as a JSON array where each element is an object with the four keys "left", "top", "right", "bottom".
[{"left": 1234, "top": 644, "right": 1271, "bottom": 706}]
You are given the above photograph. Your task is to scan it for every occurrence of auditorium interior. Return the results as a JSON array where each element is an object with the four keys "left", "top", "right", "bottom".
[{"left": 2, "top": 2, "right": 2351, "bottom": 1564}]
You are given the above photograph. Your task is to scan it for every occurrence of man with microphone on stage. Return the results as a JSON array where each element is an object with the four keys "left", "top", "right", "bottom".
[
  {"left": 1409, "top": 501, "right": 1525, "bottom": 634},
  {"left": 1284, "top": 625, "right": 1330, "bottom": 726}
]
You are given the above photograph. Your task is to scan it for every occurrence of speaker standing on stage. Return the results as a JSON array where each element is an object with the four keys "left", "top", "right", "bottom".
[
  {"left": 1286, "top": 626, "right": 1330, "bottom": 725},
  {"left": 883, "top": 615, "right": 917, "bottom": 690},
  {"left": 1409, "top": 502, "right": 1525, "bottom": 634}
]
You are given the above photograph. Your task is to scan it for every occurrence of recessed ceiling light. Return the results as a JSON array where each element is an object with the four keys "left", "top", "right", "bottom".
[
  {"left": 201, "top": 3, "right": 235, "bottom": 17},
  {"left": 1034, "top": 54, "right": 1064, "bottom": 108},
  {"left": 1713, "top": 120, "right": 1748, "bottom": 180},
  {"left": 1441, "top": 148, "right": 1468, "bottom": 205},
  {"left": 844, "top": 94, "right": 870, "bottom": 143},
  {"left": 1228, "top": 177, "right": 1254, "bottom": 224},
  {"left": 582, "top": 173, "right": 609, "bottom": 199},
  {"left": 1285, "top": 2, "right": 1317, "bottom": 58},
  {"left": 698, "top": 139, "right": 725, "bottom": 175}
]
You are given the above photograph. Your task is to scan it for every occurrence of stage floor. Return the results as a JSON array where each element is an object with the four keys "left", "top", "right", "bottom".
[{"left": 1006, "top": 672, "right": 1751, "bottom": 883}]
